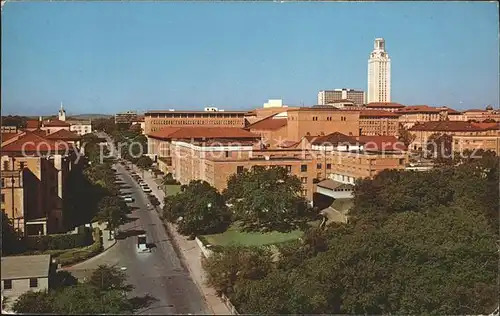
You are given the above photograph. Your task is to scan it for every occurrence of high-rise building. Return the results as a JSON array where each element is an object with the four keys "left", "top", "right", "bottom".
[
  {"left": 317, "top": 89, "right": 365, "bottom": 106},
  {"left": 367, "top": 38, "right": 391, "bottom": 103}
]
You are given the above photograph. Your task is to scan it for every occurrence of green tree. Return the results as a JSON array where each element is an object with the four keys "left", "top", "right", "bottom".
[
  {"left": 163, "top": 180, "right": 232, "bottom": 236},
  {"left": 426, "top": 132, "right": 453, "bottom": 163},
  {"left": 202, "top": 245, "right": 273, "bottom": 296},
  {"left": 88, "top": 264, "right": 134, "bottom": 292},
  {"left": 1, "top": 211, "right": 24, "bottom": 255},
  {"left": 94, "top": 196, "right": 128, "bottom": 239},
  {"left": 12, "top": 290, "right": 55, "bottom": 314},
  {"left": 224, "top": 166, "right": 312, "bottom": 232},
  {"left": 136, "top": 155, "right": 153, "bottom": 170}
]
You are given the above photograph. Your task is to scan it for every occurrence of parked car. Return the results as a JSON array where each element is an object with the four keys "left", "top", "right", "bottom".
[
  {"left": 124, "top": 197, "right": 134, "bottom": 203},
  {"left": 142, "top": 187, "right": 152, "bottom": 193}
]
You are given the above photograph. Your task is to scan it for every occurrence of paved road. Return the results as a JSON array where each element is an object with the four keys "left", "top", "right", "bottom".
[{"left": 66, "top": 134, "right": 209, "bottom": 315}]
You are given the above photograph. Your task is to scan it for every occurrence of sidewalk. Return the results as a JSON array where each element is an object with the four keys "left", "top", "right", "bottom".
[{"left": 137, "top": 166, "right": 232, "bottom": 315}]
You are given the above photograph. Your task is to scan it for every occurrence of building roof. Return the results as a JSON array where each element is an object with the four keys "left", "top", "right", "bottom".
[
  {"left": 311, "top": 132, "right": 359, "bottom": 146},
  {"left": 45, "top": 129, "right": 81, "bottom": 140},
  {"left": 358, "top": 135, "right": 407, "bottom": 152},
  {"left": 1, "top": 132, "right": 69, "bottom": 153},
  {"left": 145, "top": 110, "right": 248, "bottom": 115},
  {"left": 43, "top": 119, "right": 71, "bottom": 127},
  {"left": 365, "top": 102, "right": 405, "bottom": 108},
  {"left": 66, "top": 119, "right": 92, "bottom": 125},
  {"left": 360, "top": 110, "right": 400, "bottom": 117},
  {"left": 1, "top": 255, "right": 51, "bottom": 279},
  {"left": 439, "top": 106, "right": 461, "bottom": 114},
  {"left": 148, "top": 126, "right": 259, "bottom": 140},
  {"left": 471, "top": 122, "right": 500, "bottom": 130},
  {"left": 398, "top": 105, "right": 441, "bottom": 113},
  {"left": 132, "top": 115, "right": 145, "bottom": 122},
  {"left": 246, "top": 115, "right": 288, "bottom": 130},
  {"left": 30, "top": 129, "right": 48, "bottom": 137},
  {"left": 409, "top": 121, "right": 484, "bottom": 132},
  {"left": 464, "top": 108, "right": 487, "bottom": 113},
  {"left": 25, "top": 120, "right": 41, "bottom": 129},
  {"left": 317, "top": 179, "right": 354, "bottom": 191},
  {"left": 1, "top": 133, "right": 20, "bottom": 143}
]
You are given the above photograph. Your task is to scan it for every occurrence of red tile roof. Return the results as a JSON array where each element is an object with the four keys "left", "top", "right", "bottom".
[
  {"left": 311, "top": 132, "right": 359, "bottom": 146},
  {"left": 43, "top": 119, "right": 71, "bottom": 127},
  {"left": 26, "top": 120, "right": 41, "bottom": 129},
  {"left": 471, "top": 122, "right": 500, "bottom": 130},
  {"left": 358, "top": 136, "right": 407, "bottom": 152},
  {"left": 439, "top": 106, "right": 461, "bottom": 114},
  {"left": 360, "top": 110, "right": 400, "bottom": 117},
  {"left": 45, "top": 129, "right": 81, "bottom": 140},
  {"left": 247, "top": 115, "right": 288, "bottom": 130},
  {"left": 148, "top": 126, "right": 259, "bottom": 140},
  {"left": 1, "top": 133, "right": 20, "bottom": 143},
  {"left": 30, "top": 129, "right": 48, "bottom": 137},
  {"left": 398, "top": 105, "right": 441, "bottom": 113},
  {"left": 409, "top": 121, "right": 484, "bottom": 132},
  {"left": 464, "top": 109, "right": 487, "bottom": 113},
  {"left": 1, "top": 132, "right": 70, "bottom": 154},
  {"left": 365, "top": 102, "right": 405, "bottom": 108}
]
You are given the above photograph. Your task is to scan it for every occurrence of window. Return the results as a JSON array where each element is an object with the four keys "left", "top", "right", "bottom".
[
  {"left": 326, "top": 163, "right": 332, "bottom": 169},
  {"left": 312, "top": 116, "right": 318, "bottom": 121},
  {"left": 301, "top": 177, "right": 307, "bottom": 184},
  {"left": 3, "top": 161, "right": 9, "bottom": 170},
  {"left": 285, "top": 165, "right": 292, "bottom": 173},
  {"left": 300, "top": 165, "right": 307, "bottom": 172},
  {"left": 19, "top": 161, "right": 25, "bottom": 169},
  {"left": 225, "top": 151, "right": 230, "bottom": 158},
  {"left": 29, "top": 278, "right": 38, "bottom": 288},
  {"left": 1, "top": 178, "right": 4, "bottom": 188},
  {"left": 301, "top": 189, "right": 308, "bottom": 197},
  {"left": 3, "top": 279, "right": 12, "bottom": 290},
  {"left": 1, "top": 193, "right": 4, "bottom": 203},
  {"left": 317, "top": 163, "right": 322, "bottom": 169},
  {"left": 237, "top": 166, "right": 244, "bottom": 174}
]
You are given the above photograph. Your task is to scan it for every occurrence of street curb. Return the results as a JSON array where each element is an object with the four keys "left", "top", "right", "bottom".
[{"left": 61, "top": 238, "right": 118, "bottom": 270}]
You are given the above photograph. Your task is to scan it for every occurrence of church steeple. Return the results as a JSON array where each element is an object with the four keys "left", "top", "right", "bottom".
[{"left": 58, "top": 102, "right": 66, "bottom": 121}]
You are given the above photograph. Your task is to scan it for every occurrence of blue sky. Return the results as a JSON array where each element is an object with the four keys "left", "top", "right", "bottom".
[{"left": 1, "top": 2, "right": 498, "bottom": 115}]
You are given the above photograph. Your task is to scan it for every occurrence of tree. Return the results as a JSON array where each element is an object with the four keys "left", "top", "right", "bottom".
[
  {"left": 426, "top": 133, "right": 453, "bottom": 163},
  {"left": 94, "top": 196, "right": 128, "bottom": 239},
  {"left": 162, "top": 173, "right": 179, "bottom": 185},
  {"left": 12, "top": 290, "right": 55, "bottom": 314},
  {"left": 136, "top": 155, "right": 153, "bottom": 170},
  {"left": 88, "top": 264, "right": 134, "bottom": 292},
  {"left": 12, "top": 266, "right": 155, "bottom": 314},
  {"left": 202, "top": 245, "right": 273, "bottom": 296},
  {"left": 1, "top": 211, "right": 24, "bottom": 255},
  {"left": 224, "top": 166, "right": 312, "bottom": 232},
  {"left": 397, "top": 123, "right": 416, "bottom": 149},
  {"left": 163, "top": 180, "right": 232, "bottom": 236}
]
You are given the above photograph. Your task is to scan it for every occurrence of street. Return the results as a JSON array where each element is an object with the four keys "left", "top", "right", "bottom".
[{"left": 65, "top": 134, "right": 210, "bottom": 315}]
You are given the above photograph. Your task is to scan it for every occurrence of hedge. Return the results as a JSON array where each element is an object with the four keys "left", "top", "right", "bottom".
[
  {"left": 57, "top": 228, "right": 103, "bottom": 266},
  {"left": 25, "top": 229, "right": 93, "bottom": 251}
]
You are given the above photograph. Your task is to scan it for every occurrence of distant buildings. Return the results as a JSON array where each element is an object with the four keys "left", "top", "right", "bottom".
[
  {"left": 317, "top": 89, "right": 365, "bottom": 106},
  {"left": 115, "top": 111, "right": 138, "bottom": 124},
  {"left": 368, "top": 38, "right": 391, "bottom": 103}
]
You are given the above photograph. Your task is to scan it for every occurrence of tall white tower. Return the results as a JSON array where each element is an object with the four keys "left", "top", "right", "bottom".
[
  {"left": 58, "top": 102, "right": 66, "bottom": 121},
  {"left": 367, "top": 38, "right": 391, "bottom": 103}
]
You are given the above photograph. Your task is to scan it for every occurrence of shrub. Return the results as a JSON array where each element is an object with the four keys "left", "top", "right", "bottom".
[
  {"left": 25, "top": 230, "right": 93, "bottom": 251},
  {"left": 57, "top": 228, "right": 103, "bottom": 266}
]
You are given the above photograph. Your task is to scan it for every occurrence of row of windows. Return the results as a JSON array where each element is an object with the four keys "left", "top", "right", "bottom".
[
  {"left": 3, "top": 278, "right": 38, "bottom": 290},
  {"left": 152, "top": 119, "right": 242, "bottom": 126},
  {"left": 311, "top": 116, "right": 349, "bottom": 122}
]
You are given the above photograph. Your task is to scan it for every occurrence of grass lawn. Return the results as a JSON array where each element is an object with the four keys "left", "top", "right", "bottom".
[
  {"left": 163, "top": 184, "right": 181, "bottom": 196},
  {"left": 202, "top": 222, "right": 305, "bottom": 247}
]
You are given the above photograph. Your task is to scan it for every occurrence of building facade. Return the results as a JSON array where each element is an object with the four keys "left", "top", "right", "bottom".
[
  {"left": 408, "top": 121, "right": 499, "bottom": 151},
  {"left": 317, "top": 89, "right": 365, "bottom": 106},
  {"left": 367, "top": 38, "right": 391, "bottom": 103},
  {"left": 144, "top": 109, "right": 248, "bottom": 135},
  {"left": 463, "top": 106, "right": 500, "bottom": 122},
  {"left": 359, "top": 110, "right": 400, "bottom": 136},
  {"left": 115, "top": 111, "right": 138, "bottom": 124}
]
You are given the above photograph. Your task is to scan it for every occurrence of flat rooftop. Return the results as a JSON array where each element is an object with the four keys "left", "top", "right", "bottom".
[{"left": 1, "top": 255, "right": 51, "bottom": 279}]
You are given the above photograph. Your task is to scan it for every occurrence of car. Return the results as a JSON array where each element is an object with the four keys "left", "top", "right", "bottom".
[
  {"left": 137, "top": 234, "right": 150, "bottom": 253},
  {"left": 142, "top": 187, "right": 152, "bottom": 193},
  {"left": 124, "top": 197, "right": 134, "bottom": 203}
]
